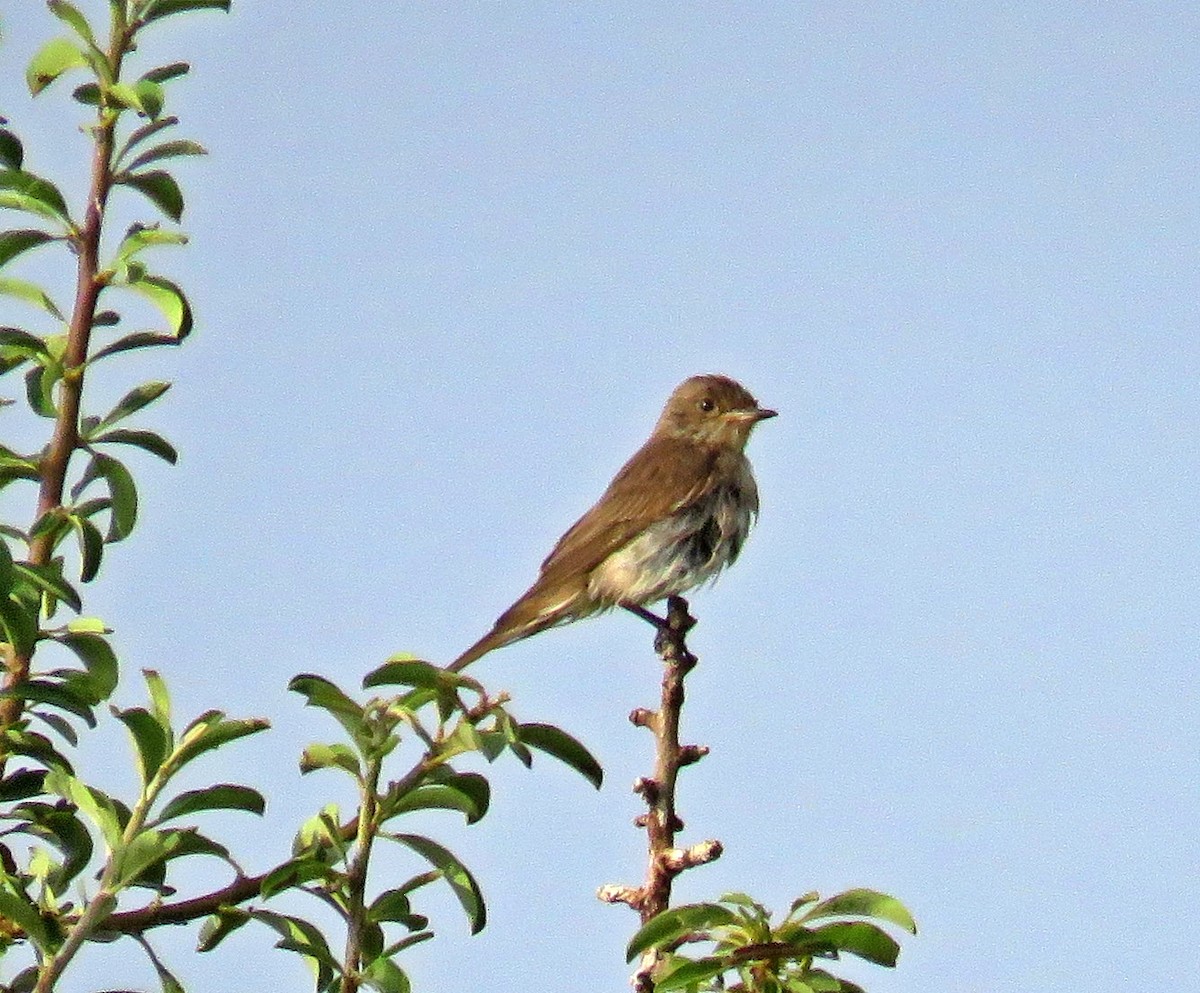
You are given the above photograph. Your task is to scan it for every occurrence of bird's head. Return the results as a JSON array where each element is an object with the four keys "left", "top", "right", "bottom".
[{"left": 655, "top": 374, "right": 777, "bottom": 449}]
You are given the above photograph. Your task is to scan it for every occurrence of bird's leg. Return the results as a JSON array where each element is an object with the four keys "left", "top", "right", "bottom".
[{"left": 623, "top": 603, "right": 668, "bottom": 629}]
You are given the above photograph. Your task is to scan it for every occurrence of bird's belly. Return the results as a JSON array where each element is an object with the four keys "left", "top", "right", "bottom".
[{"left": 587, "top": 486, "right": 754, "bottom": 606}]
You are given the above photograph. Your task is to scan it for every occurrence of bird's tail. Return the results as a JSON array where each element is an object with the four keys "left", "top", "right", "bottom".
[{"left": 447, "top": 583, "right": 583, "bottom": 671}]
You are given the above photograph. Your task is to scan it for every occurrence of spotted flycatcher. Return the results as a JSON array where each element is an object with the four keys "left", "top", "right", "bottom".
[{"left": 450, "top": 374, "right": 776, "bottom": 670}]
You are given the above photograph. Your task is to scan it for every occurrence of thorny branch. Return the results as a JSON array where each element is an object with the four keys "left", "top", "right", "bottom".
[{"left": 599, "top": 595, "right": 723, "bottom": 991}]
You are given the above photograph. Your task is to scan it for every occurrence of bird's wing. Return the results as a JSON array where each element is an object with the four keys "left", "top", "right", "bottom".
[{"left": 537, "top": 436, "right": 718, "bottom": 584}]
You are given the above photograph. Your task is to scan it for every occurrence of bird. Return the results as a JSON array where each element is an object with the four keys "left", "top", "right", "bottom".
[{"left": 449, "top": 374, "right": 776, "bottom": 671}]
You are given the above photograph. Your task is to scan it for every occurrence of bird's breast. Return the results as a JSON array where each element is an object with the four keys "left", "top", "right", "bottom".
[{"left": 586, "top": 457, "right": 759, "bottom": 607}]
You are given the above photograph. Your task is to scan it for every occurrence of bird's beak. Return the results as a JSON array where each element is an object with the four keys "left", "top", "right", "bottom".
[{"left": 727, "top": 407, "right": 777, "bottom": 424}]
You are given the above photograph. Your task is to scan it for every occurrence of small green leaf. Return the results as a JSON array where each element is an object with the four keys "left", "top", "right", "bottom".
[
  {"left": 0, "top": 535, "right": 13, "bottom": 595},
  {"left": 800, "top": 888, "right": 916, "bottom": 934},
  {"left": 14, "top": 560, "right": 82, "bottom": 611},
  {"left": 44, "top": 767, "right": 123, "bottom": 850},
  {"left": 91, "top": 428, "right": 178, "bottom": 464},
  {"left": 197, "top": 906, "right": 251, "bottom": 952},
  {"left": 72, "top": 81, "right": 101, "bottom": 106},
  {"left": 0, "top": 276, "right": 65, "bottom": 318},
  {"left": 289, "top": 674, "right": 367, "bottom": 743},
  {"left": 364, "top": 657, "right": 454, "bottom": 690},
  {"left": 68, "top": 513, "right": 105, "bottom": 581},
  {"left": 115, "top": 222, "right": 188, "bottom": 261},
  {"left": 158, "top": 783, "right": 265, "bottom": 822},
  {"left": 48, "top": 2, "right": 99, "bottom": 47},
  {"left": 363, "top": 958, "right": 411, "bottom": 993},
  {"left": 366, "top": 888, "right": 420, "bottom": 926},
  {"left": 0, "top": 170, "right": 71, "bottom": 225},
  {"left": 0, "top": 885, "right": 53, "bottom": 953},
  {"left": 141, "top": 0, "right": 233, "bottom": 23},
  {"left": 260, "top": 855, "right": 336, "bottom": 900},
  {"left": 116, "top": 169, "right": 183, "bottom": 220},
  {"left": 113, "top": 828, "right": 182, "bottom": 888},
  {"left": 98, "top": 380, "right": 172, "bottom": 428},
  {"left": 388, "top": 833, "right": 486, "bottom": 934},
  {"left": 248, "top": 909, "right": 339, "bottom": 989},
  {"left": 382, "top": 775, "right": 489, "bottom": 825},
  {"left": 123, "top": 274, "right": 192, "bottom": 336},
  {"left": 115, "top": 115, "right": 179, "bottom": 166},
  {"left": 124, "top": 138, "right": 205, "bottom": 174},
  {"left": 144, "top": 668, "right": 172, "bottom": 730},
  {"left": 91, "top": 330, "right": 180, "bottom": 361},
  {"left": 25, "top": 362, "right": 59, "bottom": 417},
  {"left": 55, "top": 630, "right": 119, "bottom": 699},
  {"left": 1, "top": 679, "right": 96, "bottom": 727},
  {"left": 655, "top": 955, "right": 730, "bottom": 991},
  {"left": 803, "top": 921, "right": 902, "bottom": 967},
  {"left": 627, "top": 904, "right": 741, "bottom": 961},
  {"left": 0, "top": 595, "right": 40, "bottom": 656},
  {"left": 175, "top": 711, "right": 269, "bottom": 768},
  {"left": 299, "top": 741, "right": 362, "bottom": 778},
  {"left": 26, "top": 37, "right": 89, "bottom": 96},
  {"left": 515, "top": 722, "right": 603, "bottom": 789},
  {"left": 141, "top": 61, "right": 191, "bottom": 84},
  {"left": 113, "top": 706, "right": 170, "bottom": 783},
  {"left": 0, "top": 129, "right": 24, "bottom": 170},
  {"left": 0, "top": 230, "right": 58, "bottom": 268},
  {"left": 74, "top": 453, "right": 138, "bottom": 541}
]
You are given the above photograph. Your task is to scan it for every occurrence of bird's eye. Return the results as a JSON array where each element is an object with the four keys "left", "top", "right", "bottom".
[{"left": 698, "top": 398, "right": 715, "bottom": 413}]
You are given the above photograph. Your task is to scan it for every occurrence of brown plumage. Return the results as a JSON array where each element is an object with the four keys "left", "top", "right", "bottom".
[{"left": 449, "top": 375, "right": 775, "bottom": 670}]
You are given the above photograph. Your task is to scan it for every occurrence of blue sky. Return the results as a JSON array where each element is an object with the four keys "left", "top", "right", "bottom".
[{"left": 2, "top": 3, "right": 1198, "bottom": 991}]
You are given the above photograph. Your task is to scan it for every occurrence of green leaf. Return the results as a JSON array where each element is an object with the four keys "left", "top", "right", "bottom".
[
  {"left": 804, "top": 921, "right": 902, "bottom": 968},
  {"left": 91, "top": 428, "right": 179, "bottom": 464},
  {"left": 25, "top": 362, "right": 59, "bottom": 417},
  {"left": 0, "top": 276, "right": 65, "bottom": 318},
  {"left": 382, "top": 774, "right": 489, "bottom": 825},
  {"left": 72, "top": 81, "right": 101, "bottom": 106},
  {"left": 197, "top": 906, "right": 251, "bottom": 952},
  {"left": 124, "top": 274, "right": 192, "bottom": 336},
  {"left": 655, "top": 955, "right": 730, "bottom": 991},
  {"left": 115, "top": 115, "right": 179, "bottom": 166},
  {"left": 44, "top": 767, "right": 123, "bottom": 850},
  {"left": 141, "top": 0, "right": 233, "bottom": 24},
  {"left": 2, "top": 727, "right": 75, "bottom": 773},
  {"left": 289, "top": 674, "right": 367, "bottom": 743},
  {"left": 0, "top": 327, "right": 50, "bottom": 365},
  {"left": 0, "top": 884, "right": 53, "bottom": 953},
  {"left": 98, "top": 380, "right": 172, "bottom": 428},
  {"left": 299, "top": 741, "right": 362, "bottom": 778},
  {"left": 0, "top": 535, "right": 13, "bottom": 596},
  {"left": 116, "top": 169, "right": 183, "bottom": 221},
  {"left": 157, "top": 783, "right": 266, "bottom": 822},
  {"left": 107, "top": 80, "right": 165, "bottom": 119},
  {"left": 13, "top": 560, "right": 82, "bottom": 611},
  {"left": 364, "top": 656, "right": 459, "bottom": 690},
  {"left": 113, "top": 706, "right": 170, "bottom": 784},
  {"left": 32, "top": 707, "right": 80, "bottom": 746},
  {"left": 0, "top": 129, "right": 23, "bottom": 170},
  {"left": 260, "top": 855, "right": 337, "bottom": 900},
  {"left": 73, "top": 453, "right": 138, "bottom": 541},
  {"left": 1, "top": 679, "right": 96, "bottom": 727},
  {"left": 68, "top": 513, "right": 105, "bottom": 581},
  {"left": 800, "top": 888, "right": 916, "bottom": 934},
  {"left": 366, "top": 888, "right": 423, "bottom": 926},
  {"left": 363, "top": 958, "right": 411, "bottom": 993},
  {"left": 0, "top": 170, "right": 71, "bottom": 226},
  {"left": 515, "top": 722, "right": 603, "bottom": 789},
  {"left": 141, "top": 61, "right": 191, "bottom": 84},
  {"left": 115, "top": 222, "right": 189, "bottom": 261},
  {"left": 25, "top": 37, "right": 89, "bottom": 96},
  {"left": 91, "top": 330, "right": 180, "bottom": 361},
  {"left": 627, "top": 904, "right": 741, "bottom": 961},
  {"left": 248, "top": 909, "right": 339, "bottom": 989},
  {"left": 55, "top": 630, "right": 119, "bottom": 699},
  {"left": 113, "top": 828, "right": 182, "bottom": 888},
  {"left": 0, "top": 230, "right": 58, "bottom": 268},
  {"left": 175, "top": 711, "right": 269, "bottom": 767},
  {"left": 0, "top": 768, "right": 45, "bottom": 802},
  {"left": 48, "top": 2, "right": 99, "bottom": 47},
  {"left": 0, "top": 595, "right": 40, "bottom": 656},
  {"left": 144, "top": 668, "right": 172, "bottom": 730},
  {"left": 124, "top": 138, "right": 205, "bottom": 174},
  {"left": 388, "top": 833, "right": 486, "bottom": 934}
]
